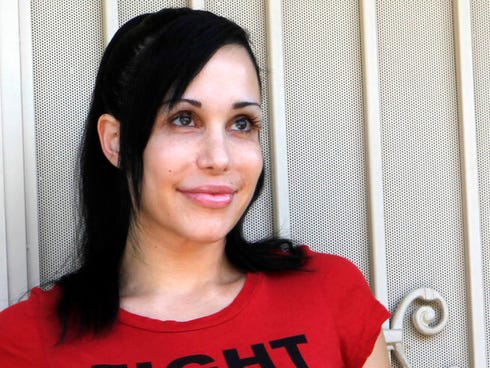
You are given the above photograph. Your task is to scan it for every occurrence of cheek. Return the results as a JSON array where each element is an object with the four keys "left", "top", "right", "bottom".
[
  {"left": 141, "top": 145, "right": 180, "bottom": 196},
  {"left": 255, "top": 152, "right": 264, "bottom": 177},
  {"left": 144, "top": 136, "right": 192, "bottom": 173},
  {"left": 239, "top": 143, "right": 263, "bottom": 182}
]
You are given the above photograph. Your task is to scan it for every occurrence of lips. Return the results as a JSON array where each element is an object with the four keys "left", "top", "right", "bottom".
[{"left": 177, "top": 185, "right": 236, "bottom": 209}]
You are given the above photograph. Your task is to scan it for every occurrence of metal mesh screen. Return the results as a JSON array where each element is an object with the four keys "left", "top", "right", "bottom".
[
  {"left": 282, "top": 0, "right": 370, "bottom": 278},
  {"left": 31, "top": 1, "right": 105, "bottom": 284},
  {"left": 471, "top": 0, "right": 490, "bottom": 362},
  {"left": 205, "top": 0, "right": 274, "bottom": 241},
  {"left": 377, "top": 1, "right": 469, "bottom": 366},
  {"left": 27, "top": 1, "right": 488, "bottom": 365},
  {"left": 118, "top": 0, "right": 186, "bottom": 25}
]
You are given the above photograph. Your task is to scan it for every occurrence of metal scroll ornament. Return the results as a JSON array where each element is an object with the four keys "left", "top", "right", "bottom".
[{"left": 384, "top": 288, "right": 456, "bottom": 368}]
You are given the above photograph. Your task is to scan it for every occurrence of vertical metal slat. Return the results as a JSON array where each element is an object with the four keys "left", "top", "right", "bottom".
[
  {"left": 359, "top": 0, "right": 389, "bottom": 312},
  {"left": 188, "top": 0, "right": 205, "bottom": 10},
  {"left": 19, "top": 0, "right": 40, "bottom": 290},
  {"left": 103, "top": 0, "right": 119, "bottom": 45},
  {"left": 453, "top": 0, "right": 487, "bottom": 366},
  {"left": 0, "top": 0, "right": 29, "bottom": 305},
  {"left": 265, "top": 0, "right": 291, "bottom": 238}
]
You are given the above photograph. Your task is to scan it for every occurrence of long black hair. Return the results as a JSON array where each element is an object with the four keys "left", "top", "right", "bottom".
[{"left": 57, "top": 7, "right": 306, "bottom": 340}]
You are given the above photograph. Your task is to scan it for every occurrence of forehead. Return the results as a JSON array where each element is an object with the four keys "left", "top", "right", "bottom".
[{"left": 182, "top": 45, "right": 261, "bottom": 101}]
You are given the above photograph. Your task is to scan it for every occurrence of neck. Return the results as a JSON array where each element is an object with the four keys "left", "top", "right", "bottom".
[{"left": 119, "top": 227, "right": 238, "bottom": 298}]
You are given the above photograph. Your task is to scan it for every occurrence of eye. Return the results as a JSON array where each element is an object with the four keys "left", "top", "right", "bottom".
[
  {"left": 231, "top": 116, "right": 256, "bottom": 132},
  {"left": 170, "top": 112, "right": 194, "bottom": 127}
]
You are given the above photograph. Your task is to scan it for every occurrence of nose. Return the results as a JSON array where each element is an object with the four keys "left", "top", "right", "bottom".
[{"left": 197, "top": 128, "right": 230, "bottom": 172}]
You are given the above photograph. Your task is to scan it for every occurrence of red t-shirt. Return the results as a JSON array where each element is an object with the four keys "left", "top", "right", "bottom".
[{"left": 0, "top": 248, "right": 389, "bottom": 367}]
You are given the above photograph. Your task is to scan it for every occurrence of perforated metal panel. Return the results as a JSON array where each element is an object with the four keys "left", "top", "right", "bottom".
[
  {"left": 31, "top": 1, "right": 105, "bottom": 284},
  {"left": 471, "top": 0, "right": 490, "bottom": 363},
  {"left": 282, "top": 0, "right": 371, "bottom": 278},
  {"left": 206, "top": 0, "right": 274, "bottom": 242},
  {"left": 118, "top": 0, "right": 187, "bottom": 25},
  {"left": 24, "top": 1, "right": 489, "bottom": 366},
  {"left": 378, "top": 1, "right": 469, "bottom": 366}
]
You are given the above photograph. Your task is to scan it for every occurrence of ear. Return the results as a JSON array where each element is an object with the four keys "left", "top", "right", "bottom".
[{"left": 97, "top": 114, "right": 120, "bottom": 167}]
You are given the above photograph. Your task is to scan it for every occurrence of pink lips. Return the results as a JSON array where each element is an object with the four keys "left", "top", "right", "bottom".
[{"left": 178, "top": 185, "right": 236, "bottom": 208}]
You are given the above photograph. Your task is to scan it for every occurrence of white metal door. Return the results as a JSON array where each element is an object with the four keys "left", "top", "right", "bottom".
[{"left": 0, "top": 1, "right": 488, "bottom": 367}]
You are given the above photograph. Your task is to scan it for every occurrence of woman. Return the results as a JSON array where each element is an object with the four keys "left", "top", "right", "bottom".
[{"left": 0, "top": 8, "right": 390, "bottom": 367}]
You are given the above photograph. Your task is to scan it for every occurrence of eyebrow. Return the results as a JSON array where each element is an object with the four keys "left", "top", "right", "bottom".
[
  {"left": 232, "top": 101, "right": 261, "bottom": 109},
  {"left": 170, "top": 98, "right": 202, "bottom": 108},
  {"left": 166, "top": 98, "right": 261, "bottom": 110}
]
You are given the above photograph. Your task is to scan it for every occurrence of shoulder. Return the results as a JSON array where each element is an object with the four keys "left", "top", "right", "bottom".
[
  {"left": 298, "top": 246, "right": 382, "bottom": 304},
  {"left": 2, "top": 285, "right": 59, "bottom": 310},
  {"left": 304, "top": 245, "right": 358, "bottom": 268},
  {"left": 0, "top": 286, "right": 60, "bottom": 323},
  {"left": 302, "top": 245, "right": 368, "bottom": 283},
  {"left": 0, "top": 287, "right": 60, "bottom": 367},
  {"left": 298, "top": 246, "right": 390, "bottom": 367},
  {"left": 263, "top": 245, "right": 375, "bottom": 303}
]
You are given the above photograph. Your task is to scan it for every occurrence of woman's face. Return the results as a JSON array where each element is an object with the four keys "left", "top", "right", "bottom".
[{"left": 135, "top": 44, "right": 263, "bottom": 246}]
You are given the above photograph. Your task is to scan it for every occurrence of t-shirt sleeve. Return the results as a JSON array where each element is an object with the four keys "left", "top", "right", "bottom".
[
  {"left": 314, "top": 252, "right": 390, "bottom": 368},
  {"left": 0, "top": 292, "right": 48, "bottom": 367}
]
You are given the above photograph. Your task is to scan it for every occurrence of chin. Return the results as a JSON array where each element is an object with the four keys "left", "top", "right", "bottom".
[
  {"left": 194, "top": 231, "right": 229, "bottom": 244},
  {"left": 185, "top": 225, "right": 235, "bottom": 245}
]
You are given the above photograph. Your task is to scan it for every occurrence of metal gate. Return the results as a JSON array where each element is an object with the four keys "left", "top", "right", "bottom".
[{"left": 0, "top": 1, "right": 488, "bottom": 366}]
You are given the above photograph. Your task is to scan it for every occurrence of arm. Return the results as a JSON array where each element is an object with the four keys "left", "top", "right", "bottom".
[{"left": 362, "top": 330, "right": 391, "bottom": 368}]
